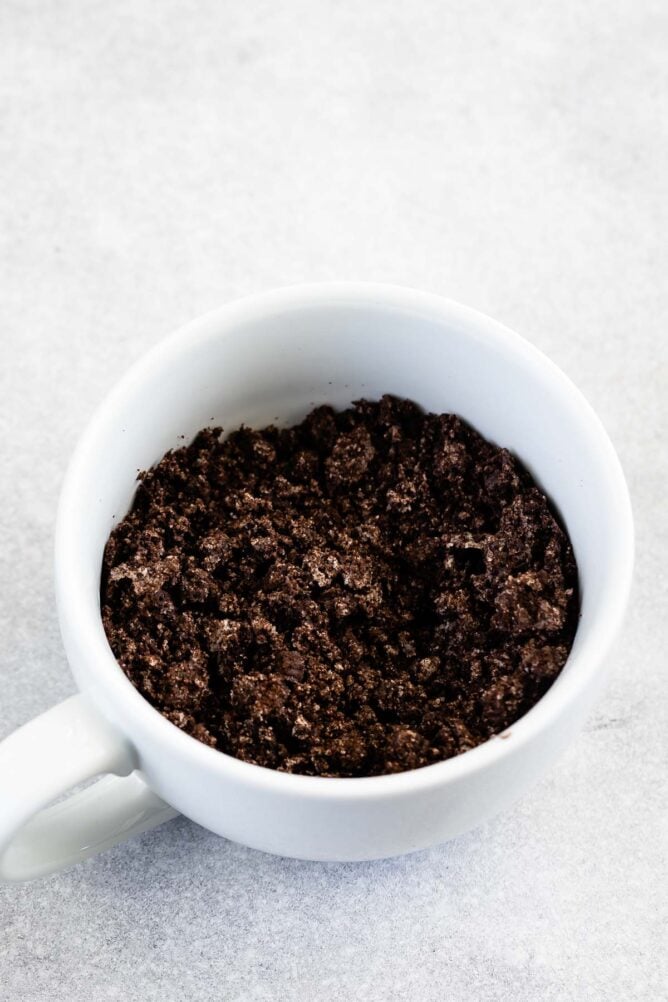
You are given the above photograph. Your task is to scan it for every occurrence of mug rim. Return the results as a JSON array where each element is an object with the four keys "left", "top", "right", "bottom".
[{"left": 55, "top": 282, "right": 634, "bottom": 801}]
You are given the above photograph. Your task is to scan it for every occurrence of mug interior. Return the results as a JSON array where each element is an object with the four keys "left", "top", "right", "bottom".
[{"left": 58, "top": 285, "right": 633, "bottom": 758}]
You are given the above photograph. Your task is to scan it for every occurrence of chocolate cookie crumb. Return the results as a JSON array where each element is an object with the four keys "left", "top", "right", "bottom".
[{"left": 101, "top": 396, "right": 578, "bottom": 777}]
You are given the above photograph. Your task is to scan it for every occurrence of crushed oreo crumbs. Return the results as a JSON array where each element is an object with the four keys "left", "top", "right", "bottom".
[{"left": 101, "top": 396, "right": 578, "bottom": 777}]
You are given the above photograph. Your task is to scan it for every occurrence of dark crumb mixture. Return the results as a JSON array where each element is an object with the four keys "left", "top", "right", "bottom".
[{"left": 101, "top": 396, "right": 578, "bottom": 777}]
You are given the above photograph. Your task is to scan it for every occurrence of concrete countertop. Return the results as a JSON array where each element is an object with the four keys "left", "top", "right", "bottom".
[{"left": 1, "top": 2, "right": 666, "bottom": 999}]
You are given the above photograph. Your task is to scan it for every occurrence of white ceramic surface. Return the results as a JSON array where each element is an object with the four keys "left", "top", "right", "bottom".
[{"left": 0, "top": 284, "right": 633, "bottom": 880}]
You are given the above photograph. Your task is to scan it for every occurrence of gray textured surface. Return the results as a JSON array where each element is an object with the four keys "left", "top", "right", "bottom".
[{"left": 1, "top": 2, "right": 667, "bottom": 1000}]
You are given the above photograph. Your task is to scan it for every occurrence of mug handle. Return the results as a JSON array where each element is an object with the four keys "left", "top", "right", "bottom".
[{"left": 0, "top": 694, "right": 178, "bottom": 881}]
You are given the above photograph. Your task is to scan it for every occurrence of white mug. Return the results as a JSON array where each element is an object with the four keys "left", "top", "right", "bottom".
[{"left": 0, "top": 284, "right": 633, "bottom": 881}]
